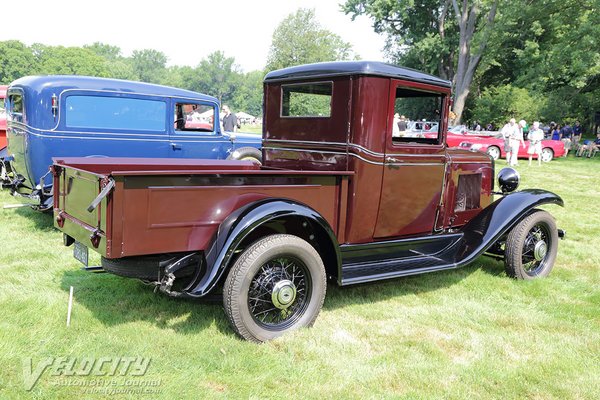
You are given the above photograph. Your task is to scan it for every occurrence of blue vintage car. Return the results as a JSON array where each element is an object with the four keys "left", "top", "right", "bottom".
[{"left": 2, "top": 76, "right": 262, "bottom": 210}]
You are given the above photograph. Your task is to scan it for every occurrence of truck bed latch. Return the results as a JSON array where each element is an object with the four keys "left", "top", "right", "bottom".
[{"left": 87, "top": 178, "right": 115, "bottom": 212}]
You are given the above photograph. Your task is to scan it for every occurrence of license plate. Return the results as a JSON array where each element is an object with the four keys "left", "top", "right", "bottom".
[{"left": 73, "top": 241, "right": 89, "bottom": 266}]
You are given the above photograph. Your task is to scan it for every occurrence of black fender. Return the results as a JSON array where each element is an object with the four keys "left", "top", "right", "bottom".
[
  {"left": 183, "top": 199, "right": 341, "bottom": 297},
  {"left": 452, "top": 189, "right": 563, "bottom": 265}
]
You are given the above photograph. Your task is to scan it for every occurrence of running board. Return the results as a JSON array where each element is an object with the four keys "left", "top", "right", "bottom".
[{"left": 339, "top": 233, "right": 464, "bottom": 285}]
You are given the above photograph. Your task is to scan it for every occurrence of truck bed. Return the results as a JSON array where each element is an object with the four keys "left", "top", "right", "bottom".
[{"left": 53, "top": 157, "right": 351, "bottom": 259}]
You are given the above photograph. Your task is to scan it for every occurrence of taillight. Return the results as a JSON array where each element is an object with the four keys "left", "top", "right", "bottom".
[{"left": 51, "top": 93, "right": 58, "bottom": 117}]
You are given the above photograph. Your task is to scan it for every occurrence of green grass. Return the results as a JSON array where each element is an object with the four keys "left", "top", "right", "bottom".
[
  {"left": 239, "top": 124, "right": 262, "bottom": 134},
  {"left": 0, "top": 156, "right": 599, "bottom": 399}
]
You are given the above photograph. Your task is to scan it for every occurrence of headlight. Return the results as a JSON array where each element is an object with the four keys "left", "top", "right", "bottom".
[{"left": 497, "top": 167, "right": 520, "bottom": 193}]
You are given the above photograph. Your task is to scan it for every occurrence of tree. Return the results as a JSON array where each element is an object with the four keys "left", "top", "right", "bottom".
[
  {"left": 471, "top": 84, "right": 542, "bottom": 127},
  {"left": 131, "top": 49, "right": 167, "bottom": 83},
  {"left": 0, "top": 41, "right": 36, "bottom": 84},
  {"left": 231, "top": 70, "right": 264, "bottom": 116},
  {"left": 32, "top": 44, "right": 109, "bottom": 77},
  {"left": 189, "top": 51, "right": 242, "bottom": 104},
  {"left": 344, "top": 0, "right": 498, "bottom": 123},
  {"left": 266, "top": 8, "right": 355, "bottom": 71},
  {"left": 473, "top": 0, "right": 600, "bottom": 130},
  {"left": 84, "top": 42, "right": 137, "bottom": 80}
]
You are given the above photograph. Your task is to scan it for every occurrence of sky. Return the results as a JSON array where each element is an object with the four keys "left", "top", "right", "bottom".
[{"left": 3, "top": 0, "right": 387, "bottom": 72}]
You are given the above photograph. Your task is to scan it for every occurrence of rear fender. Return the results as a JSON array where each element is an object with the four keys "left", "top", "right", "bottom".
[
  {"left": 453, "top": 189, "right": 563, "bottom": 264},
  {"left": 184, "top": 199, "right": 340, "bottom": 297}
]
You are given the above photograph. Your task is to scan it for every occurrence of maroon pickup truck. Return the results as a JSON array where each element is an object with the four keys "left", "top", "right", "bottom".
[{"left": 53, "top": 61, "right": 564, "bottom": 342}]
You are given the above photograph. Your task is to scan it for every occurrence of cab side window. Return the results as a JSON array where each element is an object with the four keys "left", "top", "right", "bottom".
[
  {"left": 174, "top": 103, "right": 215, "bottom": 132},
  {"left": 7, "top": 92, "right": 24, "bottom": 123},
  {"left": 392, "top": 87, "right": 443, "bottom": 145}
]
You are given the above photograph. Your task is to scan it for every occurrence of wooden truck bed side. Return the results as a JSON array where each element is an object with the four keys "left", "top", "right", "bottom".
[{"left": 53, "top": 157, "right": 352, "bottom": 258}]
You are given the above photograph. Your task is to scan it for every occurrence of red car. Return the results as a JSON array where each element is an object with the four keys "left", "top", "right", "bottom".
[
  {"left": 424, "top": 126, "right": 496, "bottom": 147},
  {"left": 0, "top": 85, "right": 8, "bottom": 156},
  {"left": 459, "top": 133, "right": 565, "bottom": 162}
]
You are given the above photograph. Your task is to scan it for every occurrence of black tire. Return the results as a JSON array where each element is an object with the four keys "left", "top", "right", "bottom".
[
  {"left": 101, "top": 253, "right": 196, "bottom": 281},
  {"left": 504, "top": 210, "right": 558, "bottom": 279},
  {"left": 227, "top": 147, "right": 262, "bottom": 164},
  {"left": 223, "top": 234, "right": 326, "bottom": 342}
]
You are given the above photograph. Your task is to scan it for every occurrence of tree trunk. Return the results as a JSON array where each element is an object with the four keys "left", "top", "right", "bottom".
[{"left": 451, "top": 0, "right": 497, "bottom": 124}]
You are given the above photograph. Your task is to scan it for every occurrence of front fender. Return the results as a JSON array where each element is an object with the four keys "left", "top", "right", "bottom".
[
  {"left": 453, "top": 189, "right": 563, "bottom": 265},
  {"left": 182, "top": 199, "right": 340, "bottom": 297}
]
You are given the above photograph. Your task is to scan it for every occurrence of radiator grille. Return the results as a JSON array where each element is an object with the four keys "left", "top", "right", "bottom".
[{"left": 454, "top": 174, "right": 481, "bottom": 212}]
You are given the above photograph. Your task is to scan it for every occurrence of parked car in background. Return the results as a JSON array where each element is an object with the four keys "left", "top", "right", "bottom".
[
  {"left": 424, "top": 125, "right": 496, "bottom": 147},
  {"left": 0, "top": 85, "right": 8, "bottom": 157},
  {"left": 2, "top": 76, "right": 262, "bottom": 210},
  {"left": 459, "top": 133, "right": 565, "bottom": 161}
]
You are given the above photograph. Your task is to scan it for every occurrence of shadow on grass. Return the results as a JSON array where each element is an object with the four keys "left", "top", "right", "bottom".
[
  {"left": 60, "top": 270, "right": 234, "bottom": 338},
  {"left": 324, "top": 257, "right": 505, "bottom": 310},
  {"left": 60, "top": 255, "right": 506, "bottom": 336},
  {"left": 13, "top": 206, "right": 55, "bottom": 232}
]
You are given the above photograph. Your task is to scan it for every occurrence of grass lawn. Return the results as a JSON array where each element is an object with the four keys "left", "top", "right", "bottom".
[
  {"left": 239, "top": 124, "right": 262, "bottom": 135},
  {"left": 0, "top": 155, "right": 598, "bottom": 399}
]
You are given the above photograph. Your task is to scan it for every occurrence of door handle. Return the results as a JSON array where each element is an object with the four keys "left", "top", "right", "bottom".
[
  {"left": 386, "top": 157, "right": 401, "bottom": 163},
  {"left": 171, "top": 143, "right": 182, "bottom": 150}
]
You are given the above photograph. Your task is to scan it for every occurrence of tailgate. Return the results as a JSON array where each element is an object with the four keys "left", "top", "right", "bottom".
[{"left": 53, "top": 164, "right": 111, "bottom": 257}]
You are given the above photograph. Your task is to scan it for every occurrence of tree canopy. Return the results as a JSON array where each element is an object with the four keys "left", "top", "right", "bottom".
[
  {"left": 266, "top": 8, "right": 355, "bottom": 71},
  {"left": 344, "top": 0, "right": 600, "bottom": 131}
]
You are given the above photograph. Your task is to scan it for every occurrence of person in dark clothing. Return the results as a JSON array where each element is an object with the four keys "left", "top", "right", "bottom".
[
  {"left": 560, "top": 123, "right": 573, "bottom": 156},
  {"left": 222, "top": 105, "right": 238, "bottom": 132},
  {"left": 551, "top": 124, "right": 561, "bottom": 140}
]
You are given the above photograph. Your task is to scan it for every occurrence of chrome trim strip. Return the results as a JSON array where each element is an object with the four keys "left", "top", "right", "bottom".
[
  {"left": 264, "top": 138, "right": 445, "bottom": 159},
  {"left": 264, "top": 146, "right": 445, "bottom": 167},
  {"left": 8, "top": 125, "right": 258, "bottom": 144}
]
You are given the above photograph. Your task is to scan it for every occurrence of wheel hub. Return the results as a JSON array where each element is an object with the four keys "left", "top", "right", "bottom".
[
  {"left": 271, "top": 280, "right": 297, "bottom": 309},
  {"left": 534, "top": 240, "right": 547, "bottom": 261}
]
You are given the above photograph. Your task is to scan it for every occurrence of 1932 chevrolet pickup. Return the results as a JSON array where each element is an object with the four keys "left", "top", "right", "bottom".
[{"left": 52, "top": 61, "right": 564, "bottom": 342}]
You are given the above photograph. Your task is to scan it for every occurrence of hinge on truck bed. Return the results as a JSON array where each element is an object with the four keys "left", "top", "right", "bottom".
[{"left": 87, "top": 178, "right": 115, "bottom": 212}]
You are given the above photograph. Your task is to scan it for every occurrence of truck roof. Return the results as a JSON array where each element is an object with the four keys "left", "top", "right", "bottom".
[
  {"left": 8, "top": 75, "right": 218, "bottom": 103},
  {"left": 264, "top": 61, "right": 452, "bottom": 88}
]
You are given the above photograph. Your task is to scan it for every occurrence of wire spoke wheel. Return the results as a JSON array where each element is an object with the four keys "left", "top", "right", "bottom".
[
  {"left": 520, "top": 224, "right": 551, "bottom": 276},
  {"left": 504, "top": 210, "right": 558, "bottom": 280},
  {"left": 223, "top": 234, "right": 326, "bottom": 342},
  {"left": 248, "top": 256, "right": 311, "bottom": 329}
]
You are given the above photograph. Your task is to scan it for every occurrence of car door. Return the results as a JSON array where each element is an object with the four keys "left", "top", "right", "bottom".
[
  {"left": 169, "top": 100, "right": 227, "bottom": 159},
  {"left": 374, "top": 81, "right": 449, "bottom": 239}
]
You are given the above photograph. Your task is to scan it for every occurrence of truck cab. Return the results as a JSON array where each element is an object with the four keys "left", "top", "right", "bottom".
[
  {"left": 53, "top": 61, "right": 563, "bottom": 342},
  {"left": 262, "top": 62, "right": 494, "bottom": 240}
]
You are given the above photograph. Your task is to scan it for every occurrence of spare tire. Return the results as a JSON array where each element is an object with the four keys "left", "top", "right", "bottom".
[{"left": 227, "top": 147, "right": 262, "bottom": 164}]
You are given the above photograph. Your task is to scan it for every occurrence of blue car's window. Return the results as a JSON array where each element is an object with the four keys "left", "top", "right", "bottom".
[
  {"left": 65, "top": 96, "right": 166, "bottom": 131},
  {"left": 174, "top": 103, "right": 215, "bottom": 132},
  {"left": 7, "top": 92, "right": 24, "bottom": 123}
]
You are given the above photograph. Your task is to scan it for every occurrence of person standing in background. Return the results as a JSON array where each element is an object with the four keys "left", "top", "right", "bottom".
[
  {"left": 572, "top": 121, "right": 582, "bottom": 149},
  {"left": 222, "top": 105, "right": 238, "bottom": 133},
  {"left": 501, "top": 118, "right": 519, "bottom": 165},
  {"left": 509, "top": 120, "right": 526, "bottom": 166},
  {"left": 560, "top": 122, "right": 573, "bottom": 156},
  {"left": 527, "top": 121, "right": 544, "bottom": 166}
]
